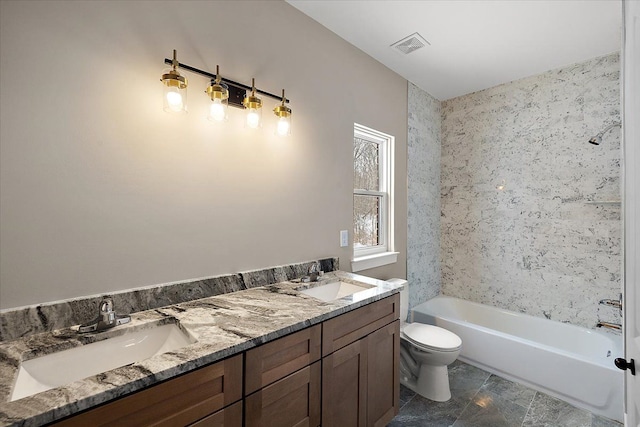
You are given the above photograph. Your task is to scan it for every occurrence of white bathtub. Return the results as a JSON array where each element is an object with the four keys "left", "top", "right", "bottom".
[{"left": 410, "top": 296, "right": 624, "bottom": 422}]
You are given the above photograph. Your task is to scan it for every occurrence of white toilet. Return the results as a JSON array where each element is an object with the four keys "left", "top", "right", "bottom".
[{"left": 388, "top": 278, "right": 462, "bottom": 402}]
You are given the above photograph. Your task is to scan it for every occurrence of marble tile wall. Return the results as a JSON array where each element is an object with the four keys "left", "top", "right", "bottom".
[
  {"left": 407, "top": 83, "right": 442, "bottom": 309},
  {"left": 0, "top": 258, "right": 338, "bottom": 342},
  {"left": 440, "top": 53, "right": 622, "bottom": 328}
]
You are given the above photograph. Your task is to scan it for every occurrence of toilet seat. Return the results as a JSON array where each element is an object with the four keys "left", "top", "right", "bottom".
[{"left": 402, "top": 323, "right": 462, "bottom": 352}]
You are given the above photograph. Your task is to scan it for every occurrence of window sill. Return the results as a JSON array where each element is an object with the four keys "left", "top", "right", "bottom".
[{"left": 351, "top": 251, "right": 399, "bottom": 272}]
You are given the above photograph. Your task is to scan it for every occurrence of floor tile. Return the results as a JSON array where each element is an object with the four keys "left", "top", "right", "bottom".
[
  {"left": 399, "top": 384, "right": 416, "bottom": 408},
  {"left": 522, "top": 392, "right": 592, "bottom": 427},
  {"left": 390, "top": 361, "right": 487, "bottom": 427},
  {"left": 388, "top": 391, "right": 470, "bottom": 427},
  {"left": 452, "top": 389, "right": 528, "bottom": 427},
  {"left": 480, "top": 374, "right": 536, "bottom": 408},
  {"left": 389, "top": 361, "right": 621, "bottom": 427},
  {"left": 448, "top": 360, "right": 491, "bottom": 398}
]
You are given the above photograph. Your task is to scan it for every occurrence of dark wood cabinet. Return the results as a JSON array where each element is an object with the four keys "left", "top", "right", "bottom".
[
  {"left": 322, "top": 339, "right": 368, "bottom": 427},
  {"left": 245, "top": 325, "right": 322, "bottom": 427},
  {"left": 245, "top": 361, "right": 321, "bottom": 427},
  {"left": 50, "top": 294, "right": 399, "bottom": 427},
  {"left": 322, "top": 295, "right": 399, "bottom": 357},
  {"left": 190, "top": 401, "right": 243, "bottom": 427},
  {"left": 52, "top": 354, "right": 242, "bottom": 427},
  {"left": 321, "top": 295, "right": 400, "bottom": 427},
  {"left": 366, "top": 321, "right": 400, "bottom": 427},
  {"left": 245, "top": 324, "right": 321, "bottom": 395}
]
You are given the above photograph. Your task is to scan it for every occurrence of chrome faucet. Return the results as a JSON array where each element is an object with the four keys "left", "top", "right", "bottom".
[
  {"left": 78, "top": 298, "right": 131, "bottom": 333},
  {"left": 305, "top": 262, "right": 322, "bottom": 282},
  {"left": 596, "top": 321, "right": 621, "bottom": 331}
]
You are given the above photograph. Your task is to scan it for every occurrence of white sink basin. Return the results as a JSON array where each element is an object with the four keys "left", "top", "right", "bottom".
[
  {"left": 10, "top": 323, "right": 195, "bottom": 402},
  {"left": 299, "top": 281, "right": 375, "bottom": 302}
]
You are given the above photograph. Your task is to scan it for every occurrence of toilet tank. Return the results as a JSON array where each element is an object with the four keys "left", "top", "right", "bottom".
[{"left": 387, "top": 278, "right": 408, "bottom": 323}]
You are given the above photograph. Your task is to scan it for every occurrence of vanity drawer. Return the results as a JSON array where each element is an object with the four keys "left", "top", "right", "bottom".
[
  {"left": 189, "top": 401, "right": 242, "bottom": 427},
  {"left": 245, "top": 324, "right": 321, "bottom": 395},
  {"left": 322, "top": 294, "right": 399, "bottom": 356},
  {"left": 53, "top": 354, "right": 242, "bottom": 427},
  {"left": 245, "top": 361, "right": 321, "bottom": 427}
]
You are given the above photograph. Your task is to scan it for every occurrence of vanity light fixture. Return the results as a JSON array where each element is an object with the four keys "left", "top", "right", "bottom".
[
  {"left": 160, "top": 50, "right": 290, "bottom": 133},
  {"left": 273, "top": 89, "right": 292, "bottom": 137},
  {"left": 206, "top": 65, "right": 229, "bottom": 122},
  {"left": 160, "top": 50, "right": 188, "bottom": 113},
  {"left": 243, "top": 78, "right": 263, "bottom": 129}
]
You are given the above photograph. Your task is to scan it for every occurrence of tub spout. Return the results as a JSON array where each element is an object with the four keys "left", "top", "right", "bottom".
[
  {"left": 599, "top": 293, "right": 622, "bottom": 310},
  {"left": 596, "top": 321, "right": 621, "bottom": 331}
]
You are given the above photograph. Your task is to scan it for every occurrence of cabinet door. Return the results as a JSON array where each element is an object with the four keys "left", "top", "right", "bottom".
[
  {"left": 190, "top": 401, "right": 242, "bottom": 427},
  {"left": 52, "top": 354, "right": 242, "bottom": 427},
  {"left": 245, "top": 361, "right": 321, "bottom": 427},
  {"left": 322, "top": 339, "right": 367, "bottom": 427},
  {"left": 367, "top": 320, "right": 400, "bottom": 427}
]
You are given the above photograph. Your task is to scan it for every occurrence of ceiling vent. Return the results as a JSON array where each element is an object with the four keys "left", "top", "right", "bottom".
[{"left": 390, "top": 32, "right": 430, "bottom": 55}]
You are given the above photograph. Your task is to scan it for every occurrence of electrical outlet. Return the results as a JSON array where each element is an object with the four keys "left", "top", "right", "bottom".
[{"left": 340, "top": 230, "right": 349, "bottom": 247}]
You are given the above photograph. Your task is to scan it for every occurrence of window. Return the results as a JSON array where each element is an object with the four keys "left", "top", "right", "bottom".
[{"left": 352, "top": 123, "right": 398, "bottom": 272}]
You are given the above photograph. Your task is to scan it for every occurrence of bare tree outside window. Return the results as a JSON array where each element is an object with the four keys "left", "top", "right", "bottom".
[
  {"left": 354, "top": 137, "right": 379, "bottom": 191},
  {"left": 354, "top": 138, "right": 381, "bottom": 247}
]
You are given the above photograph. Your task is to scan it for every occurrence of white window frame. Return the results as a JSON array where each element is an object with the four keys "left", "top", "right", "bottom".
[{"left": 352, "top": 123, "right": 398, "bottom": 272}]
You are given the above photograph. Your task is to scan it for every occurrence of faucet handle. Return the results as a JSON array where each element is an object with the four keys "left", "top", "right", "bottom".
[
  {"left": 78, "top": 297, "right": 128, "bottom": 333},
  {"left": 99, "top": 298, "right": 114, "bottom": 313}
]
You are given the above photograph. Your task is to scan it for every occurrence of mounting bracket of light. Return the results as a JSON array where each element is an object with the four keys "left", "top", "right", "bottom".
[{"left": 163, "top": 58, "right": 288, "bottom": 109}]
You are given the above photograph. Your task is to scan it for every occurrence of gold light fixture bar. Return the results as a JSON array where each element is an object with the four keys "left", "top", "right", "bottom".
[{"left": 163, "top": 55, "right": 289, "bottom": 108}]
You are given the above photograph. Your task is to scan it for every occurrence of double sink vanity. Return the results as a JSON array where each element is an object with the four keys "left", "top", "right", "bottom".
[{"left": 0, "top": 269, "right": 403, "bottom": 426}]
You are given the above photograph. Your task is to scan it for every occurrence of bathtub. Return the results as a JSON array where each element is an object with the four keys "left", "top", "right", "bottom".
[{"left": 410, "top": 296, "right": 624, "bottom": 422}]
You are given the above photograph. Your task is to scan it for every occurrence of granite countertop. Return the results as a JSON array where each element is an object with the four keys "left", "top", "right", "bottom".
[{"left": 0, "top": 271, "right": 402, "bottom": 427}]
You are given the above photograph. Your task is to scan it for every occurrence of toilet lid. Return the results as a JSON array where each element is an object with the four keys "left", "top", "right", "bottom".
[{"left": 402, "top": 323, "right": 462, "bottom": 351}]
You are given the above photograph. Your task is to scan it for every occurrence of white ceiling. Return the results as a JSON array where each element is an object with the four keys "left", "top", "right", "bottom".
[{"left": 286, "top": 0, "right": 622, "bottom": 100}]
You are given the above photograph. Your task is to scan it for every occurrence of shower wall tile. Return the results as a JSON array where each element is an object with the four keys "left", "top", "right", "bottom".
[
  {"left": 407, "top": 83, "right": 442, "bottom": 308},
  {"left": 440, "top": 53, "right": 621, "bottom": 329}
]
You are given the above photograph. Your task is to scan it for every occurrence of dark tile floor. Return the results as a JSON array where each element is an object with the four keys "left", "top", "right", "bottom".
[{"left": 388, "top": 360, "right": 622, "bottom": 427}]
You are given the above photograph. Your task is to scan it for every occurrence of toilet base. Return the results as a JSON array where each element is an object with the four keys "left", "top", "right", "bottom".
[
  {"left": 399, "top": 364, "right": 452, "bottom": 402},
  {"left": 416, "top": 364, "right": 451, "bottom": 402}
]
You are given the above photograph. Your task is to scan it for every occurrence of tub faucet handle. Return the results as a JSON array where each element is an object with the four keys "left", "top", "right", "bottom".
[{"left": 596, "top": 321, "right": 621, "bottom": 331}]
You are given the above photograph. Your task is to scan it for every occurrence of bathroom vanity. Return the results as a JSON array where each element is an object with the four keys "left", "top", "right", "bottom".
[{"left": 0, "top": 271, "right": 402, "bottom": 427}]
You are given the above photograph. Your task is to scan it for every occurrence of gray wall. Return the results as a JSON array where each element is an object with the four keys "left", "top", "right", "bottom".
[
  {"left": 0, "top": 1, "right": 408, "bottom": 309},
  {"left": 407, "top": 83, "right": 442, "bottom": 309},
  {"left": 440, "top": 53, "right": 621, "bottom": 328}
]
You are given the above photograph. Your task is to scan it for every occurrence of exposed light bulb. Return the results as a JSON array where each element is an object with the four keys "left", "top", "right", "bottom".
[
  {"left": 161, "top": 50, "right": 188, "bottom": 113},
  {"left": 166, "top": 90, "right": 183, "bottom": 112},
  {"left": 276, "top": 117, "right": 291, "bottom": 136},
  {"left": 209, "top": 98, "right": 226, "bottom": 122},
  {"left": 273, "top": 89, "right": 291, "bottom": 137},
  {"left": 246, "top": 108, "right": 261, "bottom": 128}
]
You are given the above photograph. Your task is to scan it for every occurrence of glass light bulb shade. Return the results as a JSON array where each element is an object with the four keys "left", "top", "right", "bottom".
[
  {"left": 246, "top": 107, "right": 262, "bottom": 129},
  {"left": 208, "top": 98, "right": 228, "bottom": 122},
  {"left": 163, "top": 85, "right": 187, "bottom": 113},
  {"left": 276, "top": 116, "right": 291, "bottom": 136}
]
